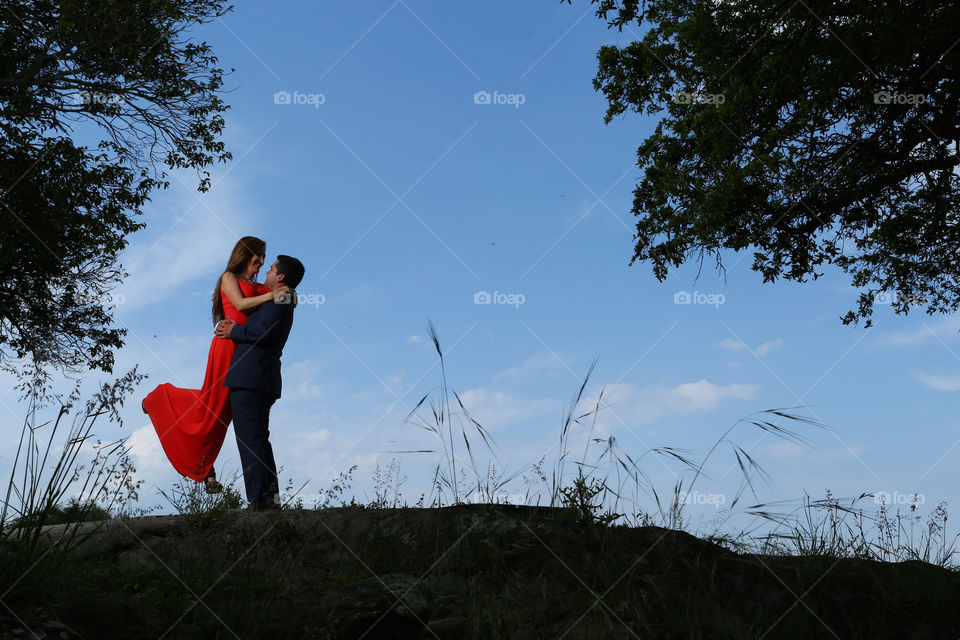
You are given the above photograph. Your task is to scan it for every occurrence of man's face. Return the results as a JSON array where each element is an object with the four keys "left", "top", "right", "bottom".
[{"left": 264, "top": 260, "right": 282, "bottom": 290}]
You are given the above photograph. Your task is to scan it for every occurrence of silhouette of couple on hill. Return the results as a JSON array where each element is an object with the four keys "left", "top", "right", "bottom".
[{"left": 141, "top": 236, "right": 304, "bottom": 511}]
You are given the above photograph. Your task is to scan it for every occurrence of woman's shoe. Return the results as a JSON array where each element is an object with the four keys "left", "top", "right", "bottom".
[
  {"left": 203, "top": 471, "right": 223, "bottom": 494},
  {"left": 141, "top": 399, "right": 148, "bottom": 415}
]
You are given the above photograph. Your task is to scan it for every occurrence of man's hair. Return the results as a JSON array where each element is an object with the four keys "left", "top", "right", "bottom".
[{"left": 276, "top": 255, "right": 305, "bottom": 289}]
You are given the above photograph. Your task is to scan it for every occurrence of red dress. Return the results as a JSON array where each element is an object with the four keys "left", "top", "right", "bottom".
[{"left": 143, "top": 279, "right": 270, "bottom": 481}]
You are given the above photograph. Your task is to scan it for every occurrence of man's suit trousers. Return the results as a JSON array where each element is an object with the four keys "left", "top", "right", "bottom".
[{"left": 230, "top": 388, "right": 279, "bottom": 509}]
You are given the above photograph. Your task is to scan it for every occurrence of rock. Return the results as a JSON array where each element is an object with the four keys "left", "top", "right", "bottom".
[
  {"left": 425, "top": 616, "right": 469, "bottom": 638},
  {"left": 41, "top": 619, "right": 67, "bottom": 631},
  {"left": 5, "top": 505, "right": 960, "bottom": 639}
]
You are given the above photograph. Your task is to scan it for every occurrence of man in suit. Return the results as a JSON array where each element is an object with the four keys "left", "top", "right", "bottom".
[{"left": 215, "top": 254, "right": 305, "bottom": 511}]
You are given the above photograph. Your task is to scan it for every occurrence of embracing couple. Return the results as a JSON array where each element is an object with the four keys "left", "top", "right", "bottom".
[{"left": 142, "top": 236, "right": 305, "bottom": 511}]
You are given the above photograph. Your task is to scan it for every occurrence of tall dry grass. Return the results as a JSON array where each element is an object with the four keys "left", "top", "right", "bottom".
[
  {"left": 392, "top": 319, "right": 958, "bottom": 566},
  {"left": 0, "top": 366, "right": 151, "bottom": 605}
]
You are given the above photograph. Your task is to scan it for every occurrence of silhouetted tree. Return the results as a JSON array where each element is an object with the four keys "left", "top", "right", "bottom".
[
  {"left": 571, "top": 0, "right": 960, "bottom": 326},
  {"left": 0, "top": 0, "right": 233, "bottom": 391}
]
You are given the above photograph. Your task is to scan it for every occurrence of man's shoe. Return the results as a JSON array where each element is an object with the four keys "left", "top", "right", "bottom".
[{"left": 253, "top": 497, "right": 281, "bottom": 511}]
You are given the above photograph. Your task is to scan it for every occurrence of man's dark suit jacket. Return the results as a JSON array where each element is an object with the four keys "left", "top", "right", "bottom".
[{"left": 223, "top": 294, "right": 296, "bottom": 398}]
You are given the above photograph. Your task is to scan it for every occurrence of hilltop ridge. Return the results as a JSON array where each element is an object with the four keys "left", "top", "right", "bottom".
[{"left": 3, "top": 504, "right": 959, "bottom": 639}]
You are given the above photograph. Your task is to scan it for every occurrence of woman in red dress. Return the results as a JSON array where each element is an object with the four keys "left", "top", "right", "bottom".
[{"left": 142, "top": 236, "right": 289, "bottom": 493}]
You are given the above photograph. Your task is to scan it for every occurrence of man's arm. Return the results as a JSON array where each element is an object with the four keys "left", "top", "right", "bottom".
[{"left": 228, "top": 302, "right": 292, "bottom": 344}]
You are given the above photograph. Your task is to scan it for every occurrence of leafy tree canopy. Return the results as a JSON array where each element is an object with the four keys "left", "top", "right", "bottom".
[
  {"left": 0, "top": 0, "right": 233, "bottom": 391},
  {"left": 569, "top": 0, "right": 960, "bottom": 327}
]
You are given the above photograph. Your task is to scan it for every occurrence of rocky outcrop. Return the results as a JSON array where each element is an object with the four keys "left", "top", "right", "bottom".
[{"left": 3, "top": 504, "right": 959, "bottom": 639}]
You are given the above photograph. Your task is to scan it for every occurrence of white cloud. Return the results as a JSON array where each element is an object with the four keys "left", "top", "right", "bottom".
[
  {"left": 717, "top": 338, "right": 748, "bottom": 352},
  {"left": 454, "top": 387, "right": 556, "bottom": 432},
  {"left": 718, "top": 337, "right": 782, "bottom": 358},
  {"left": 120, "top": 330, "right": 214, "bottom": 391},
  {"left": 492, "top": 352, "right": 566, "bottom": 385},
  {"left": 873, "top": 316, "right": 960, "bottom": 348},
  {"left": 127, "top": 423, "right": 172, "bottom": 474},
  {"left": 406, "top": 334, "right": 424, "bottom": 344},
  {"left": 116, "top": 173, "right": 257, "bottom": 311},
  {"left": 286, "top": 360, "right": 326, "bottom": 399},
  {"left": 289, "top": 428, "right": 333, "bottom": 447},
  {"left": 753, "top": 338, "right": 784, "bottom": 358},
  {"left": 669, "top": 379, "right": 759, "bottom": 411},
  {"left": 761, "top": 440, "right": 808, "bottom": 459},
  {"left": 759, "top": 440, "right": 867, "bottom": 462},
  {"left": 383, "top": 371, "right": 405, "bottom": 394},
  {"left": 911, "top": 371, "right": 960, "bottom": 392},
  {"left": 599, "top": 379, "right": 762, "bottom": 426},
  {"left": 718, "top": 337, "right": 782, "bottom": 357}
]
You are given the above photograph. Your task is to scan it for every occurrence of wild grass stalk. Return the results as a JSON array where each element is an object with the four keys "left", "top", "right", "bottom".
[
  {"left": 750, "top": 490, "right": 959, "bottom": 566},
  {"left": 399, "top": 320, "right": 525, "bottom": 507},
  {"left": 155, "top": 465, "right": 246, "bottom": 526},
  {"left": 1, "top": 367, "right": 148, "bottom": 554},
  {"left": 0, "top": 367, "right": 152, "bottom": 606},
  {"left": 393, "top": 320, "right": 958, "bottom": 568},
  {"left": 399, "top": 321, "right": 828, "bottom": 534},
  {"left": 538, "top": 355, "right": 830, "bottom": 531}
]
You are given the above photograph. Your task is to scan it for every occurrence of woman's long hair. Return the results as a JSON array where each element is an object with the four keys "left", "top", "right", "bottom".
[{"left": 212, "top": 236, "right": 266, "bottom": 325}]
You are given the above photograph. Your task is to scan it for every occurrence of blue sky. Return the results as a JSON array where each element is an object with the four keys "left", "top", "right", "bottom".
[{"left": 3, "top": 1, "right": 959, "bottom": 535}]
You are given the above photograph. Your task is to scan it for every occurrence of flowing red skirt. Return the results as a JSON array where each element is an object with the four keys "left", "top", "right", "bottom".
[{"left": 143, "top": 335, "right": 235, "bottom": 481}]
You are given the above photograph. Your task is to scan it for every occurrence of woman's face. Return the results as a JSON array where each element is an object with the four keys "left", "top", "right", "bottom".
[{"left": 245, "top": 252, "right": 265, "bottom": 278}]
